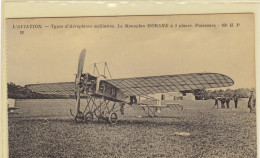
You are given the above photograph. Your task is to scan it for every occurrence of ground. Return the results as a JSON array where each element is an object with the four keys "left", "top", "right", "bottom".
[{"left": 8, "top": 99, "right": 256, "bottom": 158}]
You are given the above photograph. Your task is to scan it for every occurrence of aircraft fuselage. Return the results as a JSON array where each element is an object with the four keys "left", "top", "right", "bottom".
[{"left": 80, "top": 73, "right": 129, "bottom": 102}]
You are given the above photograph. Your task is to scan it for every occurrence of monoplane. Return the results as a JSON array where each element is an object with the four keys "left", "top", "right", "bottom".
[{"left": 26, "top": 49, "right": 234, "bottom": 124}]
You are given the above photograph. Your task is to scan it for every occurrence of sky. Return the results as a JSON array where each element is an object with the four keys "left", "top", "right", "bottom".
[{"left": 5, "top": 14, "right": 255, "bottom": 89}]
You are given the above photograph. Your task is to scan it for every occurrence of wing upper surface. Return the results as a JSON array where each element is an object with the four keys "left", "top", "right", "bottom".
[
  {"left": 105, "top": 73, "right": 234, "bottom": 96},
  {"left": 25, "top": 82, "right": 75, "bottom": 96}
]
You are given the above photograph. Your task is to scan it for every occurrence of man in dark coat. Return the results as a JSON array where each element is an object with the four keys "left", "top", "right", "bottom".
[
  {"left": 220, "top": 97, "right": 226, "bottom": 108},
  {"left": 214, "top": 97, "right": 219, "bottom": 108},
  {"left": 225, "top": 97, "right": 230, "bottom": 108},
  {"left": 233, "top": 95, "right": 238, "bottom": 108},
  {"left": 120, "top": 103, "right": 125, "bottom": 115}
]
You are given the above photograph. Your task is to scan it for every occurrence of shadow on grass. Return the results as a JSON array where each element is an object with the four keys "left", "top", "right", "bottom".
[
  {"left": 117, "top": 119, "right": 190, "bottom": 127},
  {"left": 9, "top": 116, "right": 192, "bottom": 128}
]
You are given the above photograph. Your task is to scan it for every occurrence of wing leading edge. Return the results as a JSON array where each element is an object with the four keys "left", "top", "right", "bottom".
[
  {"left": 105, "top": 73, "right": 234, "bottom": 96},
  {"left": 25, "top": 82, "right": 75, "bottom": 96}
]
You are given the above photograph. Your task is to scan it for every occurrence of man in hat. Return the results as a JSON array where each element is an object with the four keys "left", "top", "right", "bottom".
[
  {"left": 226, "top": 97, "right": 230, "bottom": 109},
  {"left": 248, "top": 91, "right": 256, "bottom": 113},
  {"left": 233, "top": 95, "right": 238, "bottom": 108},
  {"left": 220, "top": 97, "right": 226, "bottom": 108},
  {"left": 214, "top": 96, "right": 219, "bottom": 108}
]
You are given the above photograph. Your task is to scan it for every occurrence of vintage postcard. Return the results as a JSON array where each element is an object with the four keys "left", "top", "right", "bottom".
[{"left": 5, "top": 14, "right": 256, "bottom": 157}]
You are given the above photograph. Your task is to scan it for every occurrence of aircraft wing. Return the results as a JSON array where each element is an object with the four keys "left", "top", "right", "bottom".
[
  {"left": 105, "top": 73, "right": 234, "bottom": 96},
  {"left": 25, "top": 82, "right": 75, "bottom": 96}
]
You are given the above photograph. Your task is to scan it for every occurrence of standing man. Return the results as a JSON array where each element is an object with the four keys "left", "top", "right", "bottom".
[
  {"left": 233, "top": 95, "right": 238, "bottom": 108},
  {"left": 214, "top": 97, "right": 219, "bottom": 108},
  {"left": 120, "top": 103, "right": 125, "bottom": 115},
  {"left": 248, "top": 91, "right": 256, "bottom": 113},
  {"left": 221, "top": 97, "right": 226, "bottom": 108},
  {"left": 226, "top": 97, "right": 230, "bottom": 109}
]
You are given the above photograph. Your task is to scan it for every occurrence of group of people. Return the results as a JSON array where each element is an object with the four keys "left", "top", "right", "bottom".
[
  {"left": 214, "top": 91, "right": 256, "bottom": 113},
  {"left": 214, "top": 96, "right": 238, "bottom": 109}
]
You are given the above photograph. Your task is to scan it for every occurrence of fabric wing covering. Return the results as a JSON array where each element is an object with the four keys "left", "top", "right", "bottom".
[
  {"left": 105, "top": 73, "right": 234, "bottom": 96},
  {"left": 25, "top": 82, "right": 75, "bottom": 96},
  {"left": 25, "top": 73, "right": 234, "bottom": 97}
]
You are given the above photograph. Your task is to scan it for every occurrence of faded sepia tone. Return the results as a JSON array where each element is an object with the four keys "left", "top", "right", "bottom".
[
  {"left": 6, "top": 14, "right": 255, "bottom": 88},
  {"left": 6, "top": 14, "right": 256, "bottom": 157}
]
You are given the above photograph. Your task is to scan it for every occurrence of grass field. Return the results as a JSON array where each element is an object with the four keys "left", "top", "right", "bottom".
[{"left": 8, "top": 99, "right": 256, "bottom": 157}]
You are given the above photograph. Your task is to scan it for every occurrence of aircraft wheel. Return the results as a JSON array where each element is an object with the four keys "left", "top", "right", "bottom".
[
  {"left": 75, "top": 111, "right": 84, "bottom": 123},
  {"left": 108, "top": 112, "right": 118, "bottom": 124},
  {"left": 84, "top": 112, "right": 93, "bottom": 123}
]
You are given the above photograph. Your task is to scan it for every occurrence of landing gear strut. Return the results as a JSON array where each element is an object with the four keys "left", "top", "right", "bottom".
[{"left": 72, "top": 96, "right": 121, "bottom": 124}]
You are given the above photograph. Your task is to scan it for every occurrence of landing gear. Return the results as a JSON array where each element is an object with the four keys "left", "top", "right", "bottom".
[
  {"left": 72, "top": 96, "right": 121, "bottom": 124},
  {"left": 75, "top": 111, "right": 84, "bottom": 123},
  {"left": 108, "top": 112, "right": 118, "bottom": 124},
  {"left": 84, "top": 112, "right": 94, "bottom": 123}
]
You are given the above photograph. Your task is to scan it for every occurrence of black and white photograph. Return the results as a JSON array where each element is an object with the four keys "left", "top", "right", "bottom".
[{"left": 4, "top": 13, "right": 256, "bottom": 157}]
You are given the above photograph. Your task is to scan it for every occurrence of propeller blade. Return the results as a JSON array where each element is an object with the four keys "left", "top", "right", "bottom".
[
  {"left": 77, "top": 49, "right": 86, "bottom": 78},
  {"left": 75, "top": 49, "right": 86, "bottom": 116}
]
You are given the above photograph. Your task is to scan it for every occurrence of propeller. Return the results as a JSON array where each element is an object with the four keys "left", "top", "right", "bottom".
[
  {"left": 77, "top": 49, "right": 86, "bottom": 79},
  {"left": 75, "top": 49, "right": 86, "bottom": 118}
]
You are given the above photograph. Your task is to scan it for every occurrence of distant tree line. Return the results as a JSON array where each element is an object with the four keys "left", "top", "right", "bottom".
[{"left": 7, "top": 82, "right": 74, "bottom": 99}]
